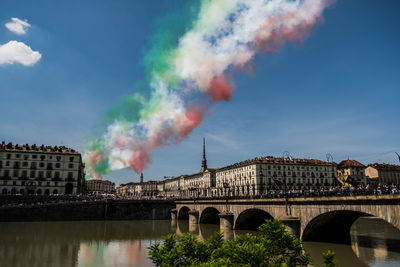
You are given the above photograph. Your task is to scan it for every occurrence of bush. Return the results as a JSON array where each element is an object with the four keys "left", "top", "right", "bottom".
[
  {"left": 149, "top": 220, "right": 311, "bottom": 266},
  {"left": 322, "top": 250, "right": 338, "bottom": 267}
]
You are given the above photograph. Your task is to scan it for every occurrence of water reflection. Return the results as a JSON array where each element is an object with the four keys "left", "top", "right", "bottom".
[{"left": 0, "top": 218, "right": 399, "bottom": 266}]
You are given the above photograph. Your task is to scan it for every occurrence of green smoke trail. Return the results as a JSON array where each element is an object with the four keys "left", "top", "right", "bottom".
[
  {"left": 84, "top": 1, "right": 202, "bottom": 179},
  {"left": 142, "top": 0, "right": 201, "bottom": 89}
]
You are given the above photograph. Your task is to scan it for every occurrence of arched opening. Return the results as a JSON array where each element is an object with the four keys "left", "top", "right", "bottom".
[
  {"left": 235, "top": 209, "right": 274, "bottom": 230},
  {"left": 200, "top": 207, "right": 220, "bottom": 224},
  {"left": 19, "top": 189, "right": 24, "bottom": 195},
  {"left": 178, "top": 206, "right": 190, "bottom": 220},
  {"left": 65, "top": 183, "right": 73, "bottom": 194},
  {"left": 37, "top": 188, "right": 42, "bottom": 195},
  {"left": 302, "top": 211, "right": 367, "bottom": 244},
  {"left": 53, "top": 189, "right": 58, "bottom": 195},
  {"left": 45, "top": 189, "right": 50, "bottom": 195},
  {"left": 11, "top": 188, "right": 16, "bottom": 195},
  {"left": 2, "top": 188, "right": 8, "bottom": 195}
]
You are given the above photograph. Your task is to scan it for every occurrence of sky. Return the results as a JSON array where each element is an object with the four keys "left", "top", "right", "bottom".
[{"left": 0, "top": 0, "right": 399, "bottom": 185}]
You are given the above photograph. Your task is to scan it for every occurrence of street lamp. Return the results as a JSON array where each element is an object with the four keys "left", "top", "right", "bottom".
[
  {"left": 223, "top": 182, "right": 230, "bottom": 211},
  {"left": 283, "top": 172, "right": 289, "bottom": 216}
]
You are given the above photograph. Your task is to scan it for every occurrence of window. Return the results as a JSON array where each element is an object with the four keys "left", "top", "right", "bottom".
[
  {"left": 55, "top": 163, "right": 61, "bottom": 168},
  {"left": 4, "top": 170, "right": 9, "bottom": 178},
  {"left": 68, "top": 172, "right": 73, "bottom": 179},
  {"left": 47, "top": 163, "right": 53, "bottom": 170},
  {"left": 56, "top": 156, "right": 61, "bottom": 161},
  {"left": 30, "top": 171, "right": 35, "bottom": 178},
  {"left": 38, "top": 171, "right": 44, "bottom": 178},
  {"left": 32, "top": 155, "right": 37, "bottom": 159},
  {"left": 31, "top": 162, "right": 37, "bottom": 169},
  {"left": 40, "top": 155, "right": 45, "bottom": 161},
  {"left": 69, "top": 157, "right": 74, "bottom": 162},
  {"left": 24, "top": 155, "right": 29, "bottom": 160},
  {"left": 6, "top": 161, "right": 10, "bottom": 167},
  {"left": 13, "top": 170, "right": 19, "bottom": 177},
  {"left": 39, "top": 162, "right": 44, "bottom": 168},
  {"left": 16, "top": 154, "right": 20, "bottom": 158},
  {"left": 6, "top": 154, "right": 11, "bottom": 159},
  {"left": 21, "top": 171, "right": 27, "bottom": 178},
  {"left": 46, "top": 171, "right": 51, "bottom": 178},
  {"left": 54, "top": 172, "right": 60, "bottom": 179},
  {"left": 23, "top": 162, "right": 28, "bottom": 167}
]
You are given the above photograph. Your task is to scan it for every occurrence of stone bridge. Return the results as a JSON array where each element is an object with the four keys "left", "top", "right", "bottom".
[{"left": 172, "top": 195, "right": 400, "bottom": 244}]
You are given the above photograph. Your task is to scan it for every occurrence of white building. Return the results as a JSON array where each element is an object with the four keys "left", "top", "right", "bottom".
[{"left": 0, "top": 142, "right": 85, "bottom": 195}]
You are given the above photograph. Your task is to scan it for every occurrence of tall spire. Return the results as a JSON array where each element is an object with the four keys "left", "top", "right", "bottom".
[
  {"left": 200, "top": 137, "right": 207, "bottom": 172},
  {"left": 140, "top": 172, "right": 143, "bottom": 184}
]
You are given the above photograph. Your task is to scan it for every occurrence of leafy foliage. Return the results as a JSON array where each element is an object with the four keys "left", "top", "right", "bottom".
[
  {"left": 149, "top": 220, "right": 312, "bottom": 267},
  {"left": 322, "top": 250, "right": 338, "bottom": 267}
]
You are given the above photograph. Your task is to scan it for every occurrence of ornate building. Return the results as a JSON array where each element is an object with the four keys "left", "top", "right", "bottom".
[
  {"left": 337, "top": 159, "right": 367, "bottom": 186},
  {"left": 0, "top": 142, "right": 85, "bottom": 195},
  {"left": 85, "top": 179, "right": 115, "bottom": 194}
]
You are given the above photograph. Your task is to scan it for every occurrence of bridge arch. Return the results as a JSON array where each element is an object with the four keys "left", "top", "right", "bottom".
[
  {"left": 200, "top": 207, "right": 220, "bottom": 224},
  {"left": 235, "top": 208, "right": 274, "bottom": 230},
  {"left": 178, "top": 206, "right": 190, "bottom": 220},
  {"left": 302, "top": 210, "right": 369, "bottom": 244}
]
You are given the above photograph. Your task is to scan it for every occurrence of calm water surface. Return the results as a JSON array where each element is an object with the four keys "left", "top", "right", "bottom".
[{"left": 0, "top": 217, "right": 399, "bottom": 267}]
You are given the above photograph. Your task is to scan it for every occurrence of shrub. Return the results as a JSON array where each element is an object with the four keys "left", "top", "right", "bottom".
[{"left": 149, "top": 220, "right": 312, "bottom": 267}]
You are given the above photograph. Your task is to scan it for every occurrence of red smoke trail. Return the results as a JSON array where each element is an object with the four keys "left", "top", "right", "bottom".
[{"left": 207, "top": 74, "right": 234, "bottom": 102}]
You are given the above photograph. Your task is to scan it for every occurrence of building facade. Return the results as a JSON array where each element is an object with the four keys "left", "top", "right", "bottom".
[
  {"left": 365, "top": 163, "right": 400, "bottom": 184},
  {"left": 115, "top": 140, "right": 339, "bottom": 198},
  {"left": 85, "top": 179, "right": 115, "bottom": 194},
  {"left": 337, "top": 159, "right": 367, "bottom": 186},
  {"left": 0, "top": 142, "right": 85, "bottom": 195}
]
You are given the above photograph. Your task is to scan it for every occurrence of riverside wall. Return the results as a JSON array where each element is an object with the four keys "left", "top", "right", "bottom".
[{"left": 0, "top": 200, "right": 175, "bottom": 222}]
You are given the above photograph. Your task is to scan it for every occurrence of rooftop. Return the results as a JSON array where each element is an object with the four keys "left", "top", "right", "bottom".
[
  {"left": 338, "top": 159, "right": 365, "bottom": 168},
  {"left": 368, "top": 163, "right": 400, "bottom": 172},
  {"left": 0, "top": 141, "right": 79, "bottom": 154}
]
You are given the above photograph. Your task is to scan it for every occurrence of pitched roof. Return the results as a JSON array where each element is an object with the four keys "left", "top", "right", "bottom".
[{"left": 338, "top": 159, "right": 365, "bottom": 168}]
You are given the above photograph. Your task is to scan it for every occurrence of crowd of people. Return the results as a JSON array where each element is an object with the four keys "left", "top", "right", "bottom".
[{"left": 1, "top": 184, "right": 399, "bottom": 207}]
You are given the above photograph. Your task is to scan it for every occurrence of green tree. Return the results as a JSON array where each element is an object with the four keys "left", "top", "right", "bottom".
[{"left": 149, "top": 220, "right": 311, "bottom": 267}]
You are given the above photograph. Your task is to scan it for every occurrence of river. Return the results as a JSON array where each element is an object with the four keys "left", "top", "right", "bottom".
[{"left": 0, "top": 217, "right": 399, "bottom": 266}]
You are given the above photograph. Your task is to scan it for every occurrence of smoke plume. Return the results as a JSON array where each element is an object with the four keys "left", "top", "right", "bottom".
[{"left": 84, "top": 0, "right": 334, "bottom": 179}]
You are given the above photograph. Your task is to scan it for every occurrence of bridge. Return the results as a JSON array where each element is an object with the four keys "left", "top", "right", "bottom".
[{"left": 172, "top": 195, "right": 400, "bottom": 244}]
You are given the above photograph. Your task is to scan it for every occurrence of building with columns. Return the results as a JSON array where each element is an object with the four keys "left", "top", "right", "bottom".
[{"left": 0, "top": 142, "right": 85, "bottom": 195}]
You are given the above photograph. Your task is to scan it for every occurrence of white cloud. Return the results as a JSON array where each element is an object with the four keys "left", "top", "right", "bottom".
[
  {"left": 0, "top": 40, "right": 42, "bottom": 66},
  {"left": 5, "top": 17, "right": 31, "bottom": 35}
]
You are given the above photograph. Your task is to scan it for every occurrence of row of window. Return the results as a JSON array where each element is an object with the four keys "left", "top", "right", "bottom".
[
  {"left": 3, "top": 153, "right": 75, "bottom": 162},
  {"left": 0, "top": 170, "right": 75, "bottom": 179},
  {"left": 0, "top": 161, "right": 75, "bottom": 169},
  {"left": 1, "top": 180, "right": 60, "bottom": 186}
]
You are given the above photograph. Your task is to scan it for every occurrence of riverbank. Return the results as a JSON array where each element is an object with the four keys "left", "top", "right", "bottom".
[{"left": 0, "top": 200, "right": 175, "bottom": 221}]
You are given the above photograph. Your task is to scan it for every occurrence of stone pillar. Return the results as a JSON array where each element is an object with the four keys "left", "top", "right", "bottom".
[
  {"left": 170, "top": 208, "right": 177, "bottom": 221},
  {"left": 279, "top": 216, "right": 301, "bottom": 238},
  {"left": 219, "top": 211, "right": 234, "bottom": 230},
  {"left": 188, "top": 210, "right": 199, "bottom": 225}
]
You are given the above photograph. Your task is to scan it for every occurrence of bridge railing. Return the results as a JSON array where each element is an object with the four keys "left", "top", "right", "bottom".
[{"left": 174, "top": 184, "right": 400, "bottom": 201}]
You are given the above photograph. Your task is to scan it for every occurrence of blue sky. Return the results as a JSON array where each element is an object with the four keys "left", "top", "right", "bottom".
[{"left": 1, "top": 0, "right": 399, "bottom": 185}]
